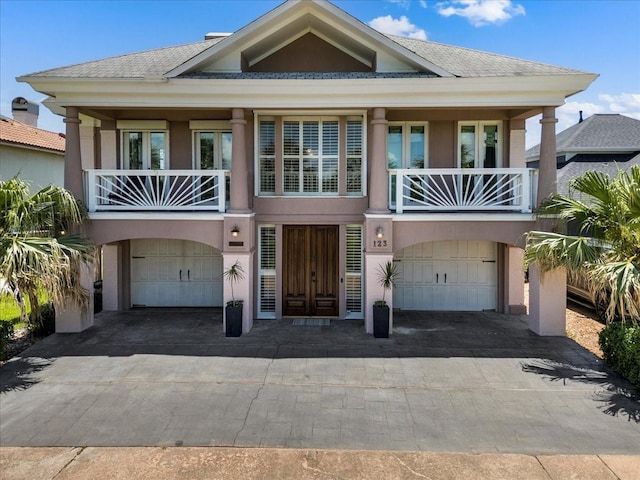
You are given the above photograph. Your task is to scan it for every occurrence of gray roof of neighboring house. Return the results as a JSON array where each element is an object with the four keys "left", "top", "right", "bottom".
[
  {"left": 21, "top": 32, "right": 588, "bottom": 80},
  {"left": 526, "top": 114, "right": 640, "bottom": 159},
  {"left": 557, "top": 152, "right": 640, "bottom": 197}
]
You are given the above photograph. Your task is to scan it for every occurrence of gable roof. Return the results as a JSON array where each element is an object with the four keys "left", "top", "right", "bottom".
[
  {"left": 20, "top": 0, "right": 590, "bottom": 81},
  {"left": 387, "top": 35, "right": 586, "bottom": 78},
  {"left": 526, "top": 114, "right": 640, "bottom": 159},
  {"left": 22, "top": 39, "right": 223, "bottom": 80},
  {"left": 0, "top": 116, "right": 65, "bottom": 153}
]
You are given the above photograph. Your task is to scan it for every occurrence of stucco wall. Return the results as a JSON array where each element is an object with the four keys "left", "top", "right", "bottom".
[{"left": 0, "top": 144, "right": 64, "bottom": 190}]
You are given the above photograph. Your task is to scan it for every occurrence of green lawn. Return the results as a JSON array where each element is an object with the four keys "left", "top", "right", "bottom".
[{"left": 0, "top": 289, "right": 49, "bottom": 327}]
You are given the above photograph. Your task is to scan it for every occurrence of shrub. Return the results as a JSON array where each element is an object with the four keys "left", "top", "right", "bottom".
[
  {"left": 599, "top": 322, "right": 640, "bottom": 388},
  {"left": 0, "top": 320, "right": 15, "bottom": 361},
  {"left": 30, "top": 303, "right": 56, "bottom": 337}
]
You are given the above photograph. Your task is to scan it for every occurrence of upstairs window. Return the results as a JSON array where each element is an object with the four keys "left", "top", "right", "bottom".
[
  {"left": 387, "top": 123, "right": 428, "bottom": 169},
  {"left": 123, "top": 131, "right": 168, "bottom": 170},
  {"left": 458, "top": 121, "right": 501, "bottom": 169},
  {"left": 256, "top": 114, "right": 365, "bottom": 197},
  {"left": 193, "top": 131, "right": 232, "bottom": 170},
  {"left": 283, "top": 119, "right": 339, "bottom": 194},
  {"left": 118, "top": 120, "right": 169, "bottom": 170}
]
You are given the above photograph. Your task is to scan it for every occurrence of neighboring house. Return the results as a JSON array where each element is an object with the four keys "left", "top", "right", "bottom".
[
  {"left": 526, "top": 113, "right": 640, "bottom": 198},
  {"left": 0, "top": 98, "right": 65, "bottom": 190},
  {"left": 526, "top": 113, "right": 640, "bottom": 307},
  {"left": 18, "top": 0, "right": 597, "bottom": 335}
]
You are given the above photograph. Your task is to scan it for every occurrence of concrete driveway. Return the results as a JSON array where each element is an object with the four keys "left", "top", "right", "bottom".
[{"left": 1, "top": 309, "right": 638, "bottom": 454}]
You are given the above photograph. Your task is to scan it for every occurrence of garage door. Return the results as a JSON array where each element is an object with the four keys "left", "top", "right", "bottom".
[
  {"left": 394, "top": 240, "right": 497, "bottom": 311},
  {"left": 131, "top": 239, "right": 222, "bottom": 307}
]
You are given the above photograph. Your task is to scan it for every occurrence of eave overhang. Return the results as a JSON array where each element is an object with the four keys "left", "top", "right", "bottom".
[{"left": 20, "top": 73, "right": 598, "bottom": 112}]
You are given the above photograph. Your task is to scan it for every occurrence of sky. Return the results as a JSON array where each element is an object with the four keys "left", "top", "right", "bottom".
[{"left": 1, "top": 0, "right": 639, "bottom": 148}]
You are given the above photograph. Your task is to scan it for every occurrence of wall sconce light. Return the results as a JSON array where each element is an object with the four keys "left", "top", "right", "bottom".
[
  {"left": 376, "top": 226, "right": 384, "bottom": 239},
  {"left": 231, "top": 225, "right": 240, "bottom": 238}
]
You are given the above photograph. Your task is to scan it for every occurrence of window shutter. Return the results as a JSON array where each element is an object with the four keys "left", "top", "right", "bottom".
[
  {"left": 345, "top": 225, "right": 363, "bottom": 317},
  {"left": 258, "top": 226, "right": 276, "bottom": 317}
]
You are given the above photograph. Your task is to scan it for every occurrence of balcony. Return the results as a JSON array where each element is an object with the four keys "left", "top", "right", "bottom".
[
  {"left": 389, "top": 168, "right": 538, "bottom": 214},
  {"left": 85, "top": 170, "right": 228, "bottom": 213}
]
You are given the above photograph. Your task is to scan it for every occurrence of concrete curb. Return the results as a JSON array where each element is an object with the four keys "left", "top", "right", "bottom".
[{"left": 1, "top": 447, "right": 639, "bottom": 480}]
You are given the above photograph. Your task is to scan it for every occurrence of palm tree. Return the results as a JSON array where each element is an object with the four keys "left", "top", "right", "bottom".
[
  {"left": 0, "top": 178, "right": 95, "bottom": 329},
  {"left": 524, "top": 165, "right": 640, "bottom": 323}
]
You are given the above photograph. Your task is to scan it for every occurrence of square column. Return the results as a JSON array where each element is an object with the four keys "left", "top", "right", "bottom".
[
  {"left": 528, "top": 264, "right": 566, "bottom": 336},
  {"left": 506, "top": 246, "right": 526, "bottom": 314},
  {"left": 102, "top": 243, "right": 121, "bottom": 311},
  {"left": 55, "top": 262, "right": 95, "bottom": 333}
]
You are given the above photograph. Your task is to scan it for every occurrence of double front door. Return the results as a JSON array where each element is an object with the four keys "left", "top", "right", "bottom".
[{"left": 283, "top": 225, "right": 339, "bottom": 317}]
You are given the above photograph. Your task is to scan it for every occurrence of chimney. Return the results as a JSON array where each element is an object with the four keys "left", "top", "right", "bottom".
[
  {"left": 579, "top": 110, "right": 583, "bottom": 123},
  {"left": 12, "top": 97, "right": 39, "bottom": 127}
]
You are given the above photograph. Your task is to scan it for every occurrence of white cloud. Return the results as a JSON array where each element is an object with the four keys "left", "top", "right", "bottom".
[
  {"left": 599, "top": 93, "right": 640, "bottom": 118},
  {"left": 525, "top": 93, "right": 640, "bottom": 149},
  {"left": 387, "top": 0, "right": 411, "bottom": 8},
  {"left": 436, "top": 0, "right": 525, "bottom": 27},
  {"left": 368, "top": 15, "right": 428, "bottom": 40},
  {"left": 419, "top": 0, "right": 428, "bottom": 8}
]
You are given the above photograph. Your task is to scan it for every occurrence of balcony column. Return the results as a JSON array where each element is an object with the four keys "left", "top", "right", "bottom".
[
  {"left": 528, "top": 264, "right": 566, "bottom": 336},
  {"left": 64, "top": 107, "right": 84, "bottom": 200},
  {"left": 537, "top": 107, "right": 558, "bottom": 205},
  {"left": 229, "top": 108, "right": 250, "bottom": 213},
  {"left": 368, "top": 108, "right": 390, "bottom": 214}
]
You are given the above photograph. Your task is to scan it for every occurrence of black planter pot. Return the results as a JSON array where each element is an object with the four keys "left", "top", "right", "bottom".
[
  {"left": 373, "top": 304, "right": 390, "bottom": 338},
  {"left": 225, "top": 303, "right": 243, "bottom": 337}
]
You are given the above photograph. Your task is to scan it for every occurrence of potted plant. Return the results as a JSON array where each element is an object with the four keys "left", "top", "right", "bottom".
[
  {"left": 223, "top": 260, "right": 245, "bottom": 337},
  {"left": 373, "top": 260, "right": 399, "bottom": 338}
]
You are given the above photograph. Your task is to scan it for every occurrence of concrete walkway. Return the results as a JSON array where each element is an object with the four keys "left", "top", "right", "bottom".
[
  {"left": 1, "top": 310, "right": 639, "bottom": 457},
  {"left": 1, "top": 447, "right": 639, "bottom": 480}
]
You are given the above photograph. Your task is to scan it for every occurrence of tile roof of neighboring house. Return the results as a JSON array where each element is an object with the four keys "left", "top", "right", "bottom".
[
  {"left": 21, "top": 33, "right": 587, "bottom": 80},
  {"left": 0, "top": 116, "right": 65, "bottom": 153},
  {"left": 526, "top": 114, "right": 640, "bottom": 159}
]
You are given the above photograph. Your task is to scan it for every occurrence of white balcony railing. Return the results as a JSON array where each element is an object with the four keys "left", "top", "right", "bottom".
[
  {"left": 389, "top": 168, "right": 538, "bottom": 213},
  {"left": 85, "top": 169, "right": 228, "bottom": 213}
]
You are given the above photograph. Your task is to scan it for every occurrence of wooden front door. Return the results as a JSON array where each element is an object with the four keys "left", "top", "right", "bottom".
[{"left": 283, "top": 225, "right": 339, "bottom": 317}]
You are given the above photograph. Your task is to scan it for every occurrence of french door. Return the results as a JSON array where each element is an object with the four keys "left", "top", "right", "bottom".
[{"left": 283, "top": 225, "right": 339, "bottom": 317}]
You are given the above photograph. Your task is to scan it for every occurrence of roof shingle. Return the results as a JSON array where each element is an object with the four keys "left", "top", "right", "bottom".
[
  {"left": 526, "top": 114, "right": 640, "bottom": 158},
  {"left": 20, "top": 31, "right": 589, "bottom": 80}
]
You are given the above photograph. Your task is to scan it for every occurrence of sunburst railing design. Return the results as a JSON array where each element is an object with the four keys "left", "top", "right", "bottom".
[
  {"left": 389, "top": 168, "right": 537, "bottom": 213},
  {"left": 85, "top": 170, "right": 228, "bottom": 212}
]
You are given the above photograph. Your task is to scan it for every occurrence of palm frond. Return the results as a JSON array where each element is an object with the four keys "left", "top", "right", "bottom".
[
  {"left": 1, "top": 178, "right": 94, "bottom": 326},
  {"left": 524, "top": 231, "right": 602, "bottom": 273}
]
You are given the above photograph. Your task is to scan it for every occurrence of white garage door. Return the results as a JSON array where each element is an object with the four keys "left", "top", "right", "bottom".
[
  {"left": 131, "top": 239, "right": 222, "bottom": 307},
  {"left": 394, "top": 240, "right": 497, "bottom": 311}
]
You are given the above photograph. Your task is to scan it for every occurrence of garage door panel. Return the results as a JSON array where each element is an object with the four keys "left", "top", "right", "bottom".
[
  {"left": 131, "top": 239, "right": 222, "bottom": 307},
  {"left": 395, "top": 240, "right": 497, "bottom": 311}
]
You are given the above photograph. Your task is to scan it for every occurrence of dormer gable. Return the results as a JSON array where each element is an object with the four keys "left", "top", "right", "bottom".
[{"left": 166, "top": 0, "right": 453, "bottom": 77}]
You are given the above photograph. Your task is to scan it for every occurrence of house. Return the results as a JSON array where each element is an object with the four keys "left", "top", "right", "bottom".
[
  {"left": 0, "top": 98, "right": 65, "bottom": 190},
  {"left": 18, "top": 0, "right": 597, "bottom": 335},
  {"left": 526, "top": 113, "right": 640, "bottom": 307},
  {"left": 526, "top": 113, "right": 640, "bottom": 198}
]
